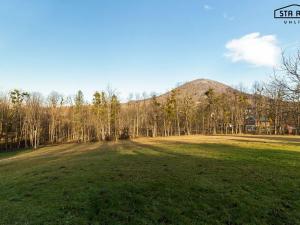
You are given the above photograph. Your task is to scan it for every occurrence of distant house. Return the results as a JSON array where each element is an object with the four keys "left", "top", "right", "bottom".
[
  {"left": 285, "top": 125, "right": 296, "bottom": 135},
  {"left": 258, "top": 116, "right": 271, "bottom": 128},
  {"left": 245, "top": 115, "right": 271, "bottom": 134},
  {"left": 245, "top": 116, "right": 256, "bottom": 133}
]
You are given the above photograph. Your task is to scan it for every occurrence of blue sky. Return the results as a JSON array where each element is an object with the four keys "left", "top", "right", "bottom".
[{"left": 0, "top": 0, "right": 299, "bottom": 100}]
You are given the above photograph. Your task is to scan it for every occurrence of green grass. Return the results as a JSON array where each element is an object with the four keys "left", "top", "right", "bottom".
[{"left": 1, "top": 135, "right": 300, "bottom": 225}]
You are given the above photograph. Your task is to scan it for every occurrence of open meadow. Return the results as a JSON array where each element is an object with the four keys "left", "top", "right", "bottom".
[{"left": 1, "top": 135, "right": 300, "bottom": 225}]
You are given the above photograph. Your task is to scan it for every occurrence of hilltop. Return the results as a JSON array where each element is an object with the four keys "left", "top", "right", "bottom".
[
  {"left": 160, "top": 79, "right": 235, "bottom": 101},
  {"left": 131, "top": 79, "right": 238, "bottom": 103}
]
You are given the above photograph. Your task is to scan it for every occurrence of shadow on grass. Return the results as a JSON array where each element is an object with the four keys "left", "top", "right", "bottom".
[
  {"left": 150, "top": 139, "right": 300, "bottom": 159},
  {"left": 1, "top": 140, "right": 300, "bottom": 225},
  {"left": 234, "top": 135, "right": 300, "bottom": 142},
  {"left": 229, "top": 138, "right": 300, "bottom": 147},
  {"left": 85, "top": 140, "right": 300, "bottom": 225},
  {"left": 0, "top": 147, "right": 35, "bottom": 160}
]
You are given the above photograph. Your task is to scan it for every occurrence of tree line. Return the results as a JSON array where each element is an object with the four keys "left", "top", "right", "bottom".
[{"left": 0, "top": 51, "right": 299, "bottom": 151}]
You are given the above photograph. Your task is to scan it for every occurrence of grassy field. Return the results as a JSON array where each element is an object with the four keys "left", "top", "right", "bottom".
[{"left": 1, "top": 135, "right": 300, "bottom": 225}]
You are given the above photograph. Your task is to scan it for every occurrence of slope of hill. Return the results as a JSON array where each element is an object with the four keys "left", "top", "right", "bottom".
[
  {"left": 157, "top": 79, "right": 235, "bottom": 102},
  {"left": 127, "top": 79, "right": 237, "bottom": 105}
]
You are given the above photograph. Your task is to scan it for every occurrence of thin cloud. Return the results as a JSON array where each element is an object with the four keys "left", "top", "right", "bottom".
[
  {"left": 203, "top": 4, "right": 212, "bottom": 10},
  {"left": 225, "top": 32, "right": 281, "bottom": 67},
  {"left": 223, "top": 13, "right": 234, "bottom": 21}
]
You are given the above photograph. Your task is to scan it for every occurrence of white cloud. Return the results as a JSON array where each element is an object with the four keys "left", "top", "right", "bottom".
[
  {"left": 203, "top": 4, "right": 212, "bottom": 10},
  {"left": 223, "top": 13, "right": 234, "bottom": 21},
  {"left": 225, "top": 32, "right": 281, "bottom": 67}
]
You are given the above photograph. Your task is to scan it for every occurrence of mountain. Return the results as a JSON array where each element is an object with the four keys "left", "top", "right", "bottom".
[{"left": 154, "top": 79, "right": 237, "bottom": 103}]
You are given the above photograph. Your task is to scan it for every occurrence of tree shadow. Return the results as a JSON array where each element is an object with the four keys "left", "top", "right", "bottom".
[
  {"left": 1, "top": 139, "right": 300, "bottom": 225},
  {"left": 234, "top": 135, "right": 300, "bottom": 142},
  {"left": 85, "top": 140, "right": 300, "bottom": 225}
]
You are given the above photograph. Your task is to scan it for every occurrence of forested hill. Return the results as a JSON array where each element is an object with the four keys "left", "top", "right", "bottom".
[
  {"left": 158, "top": 79, "right": 236, "bottom": 102},
  {"left": 131, "top": 78, "right": 239, "bottom": 104}
]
